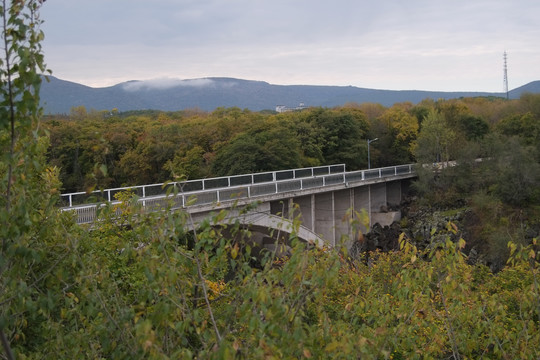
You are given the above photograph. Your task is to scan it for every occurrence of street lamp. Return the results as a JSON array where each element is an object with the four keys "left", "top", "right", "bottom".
[{"left": 367, "top": 138, "right": 378, "bottom": 169}]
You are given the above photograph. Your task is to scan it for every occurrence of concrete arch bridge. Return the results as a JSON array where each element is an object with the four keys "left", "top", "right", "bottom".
[{"left": 61, "top": 164, "right": 416, "bottom": 249}]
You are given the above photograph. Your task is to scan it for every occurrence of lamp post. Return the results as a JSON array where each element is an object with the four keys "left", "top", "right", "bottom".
[{"left": 367, "top": 138, "right": 378, "bottom": 169}]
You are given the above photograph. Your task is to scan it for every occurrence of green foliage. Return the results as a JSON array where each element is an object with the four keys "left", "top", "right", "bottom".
[
  {"left": 363, "top": 102, "right": 420, "bottom": 167},
  {"left": 491, "top": 139, "right": 540, "bottom": 206},
  {"left": 211, "top": 118, "right": 303, "bottom": 176},
  {"left": 496, "top": 111, "right": 540, "bottom": 149},
  {"left": 44, "top": 105, "right": 375, "bottom": 190},
  {"left": 13, "top": 192, "right": 539, "bottom": 359},
  {"left": 305, "top": 107, "right": 370, "bottom": 169},
  {"left": 414, "top": 96, "right": 540, "bottom": 207},
  {"left": 411, "top": 97, "right": 538, "bottom": 272},
  {"left": 414, "top": 108, "right": 455, "bottom": 164},
  {"left": 0, "top": 2, "right": 73, "bottom": 358},
  {"left": 164, "top": 145, "right": 207, "bottom": 180},
  {"left": 459, "top": 114, "right": 489, "bottom": 140}
]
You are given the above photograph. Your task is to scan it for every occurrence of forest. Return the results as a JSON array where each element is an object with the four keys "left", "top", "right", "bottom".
[
  {"left": 1, "top": 2, "right": 540, "bottom": 359},
  {"left": 45, "top": 94, "right": 536, "bottom": 193}
]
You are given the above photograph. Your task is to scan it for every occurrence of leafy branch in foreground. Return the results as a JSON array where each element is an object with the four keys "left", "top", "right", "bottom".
[
  {"left": 1, "top": 1, "right": 58, "bottom": 359},
  {"left": 48, "top": 195, "right": 540, "bottom": 359}
]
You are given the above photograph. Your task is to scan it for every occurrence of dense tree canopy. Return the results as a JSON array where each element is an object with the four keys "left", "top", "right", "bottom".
[{"left": 43, "top": 92, "right": 540, "bottom": 192}]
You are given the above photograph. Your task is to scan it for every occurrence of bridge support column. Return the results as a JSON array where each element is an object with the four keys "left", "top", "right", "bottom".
[
  {"left": 315, "top": 192, "right": 335, "bottom": 246},
  {"left": 401, "top": 178, "right": 411, "bottom": 196},
  {"left": 353, "top": 186, "right": 370, "bottom": 234},
  {"left": 294, "top": 195, "right": 313, "bottom": 231},
  {"left": 387, "top": 181, "right": 401, "bottom": 207},
  {"left": 334, "top": 189, "right": 352, "bottom": 245},
  {"left": 288, "top": 198, "right": 294, "bottom": 220},
  {"left": 370, "top": 183, "right": 387, "bottom": 213},
  {"left": 270, "top": 200, "right": 289, "bottom": 218}
]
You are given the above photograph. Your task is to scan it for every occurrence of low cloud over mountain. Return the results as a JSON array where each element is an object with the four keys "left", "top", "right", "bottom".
[{"left": 121, "top": 78, "right": 220, "bottom": 92}]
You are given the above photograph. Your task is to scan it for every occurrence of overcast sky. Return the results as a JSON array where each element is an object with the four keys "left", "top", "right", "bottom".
[{"left": 40, "top": 0, "right": 540, "bottom": 92}]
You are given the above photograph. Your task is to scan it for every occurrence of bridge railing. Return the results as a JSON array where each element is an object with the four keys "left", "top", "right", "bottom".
[
  {"left": 60, "top": 164, "right": 347, "bottom": 208},
  {"left": 61, "top": 164, "right": 414, "bottom": 224}
]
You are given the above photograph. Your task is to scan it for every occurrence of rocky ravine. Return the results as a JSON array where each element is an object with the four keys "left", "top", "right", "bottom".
[{"left": 350, "top": 196, "right": 540, "bottom": 272}]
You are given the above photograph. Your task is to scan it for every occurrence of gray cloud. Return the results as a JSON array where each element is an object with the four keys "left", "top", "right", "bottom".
[{"left": 40, "top": 0, "right": 540, "bottom": 92}]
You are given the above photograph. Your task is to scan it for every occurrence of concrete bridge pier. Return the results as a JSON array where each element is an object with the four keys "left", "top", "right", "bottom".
[{"left": 269, "top": 179, "right": 410, "bottom": 246}]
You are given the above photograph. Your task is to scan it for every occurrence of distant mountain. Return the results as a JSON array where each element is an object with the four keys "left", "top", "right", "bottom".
[
  {"left": 39, "top": 76, "right": 540, "bottom": 114},
  {"left": 509, "top": 80, "right": 540, "bottom": 96}
]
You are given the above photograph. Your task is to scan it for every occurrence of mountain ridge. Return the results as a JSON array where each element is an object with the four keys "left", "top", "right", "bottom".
[{"left": 40, "top": 76, "right": 540, "bottom": 114}]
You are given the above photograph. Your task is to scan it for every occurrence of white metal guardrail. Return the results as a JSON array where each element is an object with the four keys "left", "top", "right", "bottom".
[
  {"left": 60, "top": 164, "right": 347, "bottom": 208},
  {"left": 61, "top": 164, "right": 415, "bottom": 224}
]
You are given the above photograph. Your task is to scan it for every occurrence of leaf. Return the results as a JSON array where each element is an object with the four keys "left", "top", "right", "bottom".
[
  {"left": 215, "top": 209, "right": 227, "bottom": 223},
  {"left": 398, "top": 232, "right": 406, "bottom": 250},
  {"left": 186, "top": 195, "right": 198, "bottom": 206},
  {"left": 325, "top": 342, "right": 340, "bottom": 352},
  {"left": 99, "top": 163, "right": 108, "bottom": 176},
  {"left": 231, "top": 244, "right": 239, "bottom": 259},
  {"left": 508, "top": 242, "right": 517, "bottom": 256}
]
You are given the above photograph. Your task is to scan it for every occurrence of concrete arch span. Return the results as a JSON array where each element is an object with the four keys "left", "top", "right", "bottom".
[{"left": 189, "top": 209, "right": 325, "bottom": 248}]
